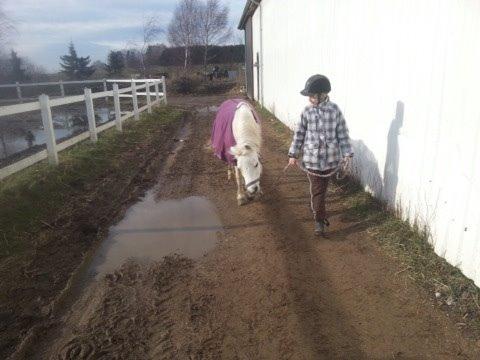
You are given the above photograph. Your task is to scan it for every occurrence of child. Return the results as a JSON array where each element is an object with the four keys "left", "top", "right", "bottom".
[{"left": 287, "top": 74, "right": 353, "bottom": 236}]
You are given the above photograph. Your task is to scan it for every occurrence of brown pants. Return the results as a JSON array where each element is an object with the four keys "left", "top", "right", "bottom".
[{"left": 307, "top": 170, "right": 331, "bottom": 222}]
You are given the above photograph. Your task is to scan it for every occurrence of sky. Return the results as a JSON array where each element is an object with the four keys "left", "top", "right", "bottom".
[{"left": 2, "top": 0, "right": 246, "bottom": 72}]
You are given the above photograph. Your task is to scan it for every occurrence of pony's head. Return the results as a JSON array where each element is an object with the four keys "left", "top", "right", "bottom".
[{"left": 230, "top": 143, "right": 262, "bottom": 196}]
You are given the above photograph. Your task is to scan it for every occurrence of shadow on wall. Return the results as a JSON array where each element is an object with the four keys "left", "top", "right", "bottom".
[
  {"left": 383, "top": 101, "right": 404, "bottom": 206},
  {"left": 351, "top": 101, "right": 404, "bottom": 210},
  {"left": 351, "top": 139, "right": 383, "bottom": 197}
]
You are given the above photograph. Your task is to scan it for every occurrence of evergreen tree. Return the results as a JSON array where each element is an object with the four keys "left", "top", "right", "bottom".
[
  {"left": 77, "top": 55, "right": 94, "bottom": 79},
  {"left": 106, "top": 51, "right": 125, "bottom": 75},
  {"left": 59, "top": 42, "right": 78, "bottom": 79},
  {"left": 59, "top": 42, "right": 94, "bottom": 80}
]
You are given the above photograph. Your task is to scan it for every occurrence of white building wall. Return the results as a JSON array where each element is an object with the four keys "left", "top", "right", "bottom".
[
  {"left": 250, "top": 0, "right": 480, "bottom": 286},
  {"left": 251, "top": 11, "right": 261, "bottom": 102}
]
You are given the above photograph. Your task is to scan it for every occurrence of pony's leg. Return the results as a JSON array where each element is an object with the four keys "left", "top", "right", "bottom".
[
  {"left": 227, "top": 165, "right": 233, "bottom": 181},
  {"left": 235, "top": 166, "right": 248, "bottom": 206}
]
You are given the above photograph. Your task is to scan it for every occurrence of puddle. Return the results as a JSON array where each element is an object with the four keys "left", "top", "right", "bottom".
[
  {"left": 86, "top": 122, "right": 199, "bottom": 280},
  {"left": 87, "top": 195, "right": 222, "bottom": 279}
]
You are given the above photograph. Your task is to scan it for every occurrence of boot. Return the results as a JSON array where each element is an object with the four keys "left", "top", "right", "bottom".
[
  {"left": 314, "top": 221, "right": 324, "bottom": 236},
  {"left": 314, "top": 219, "right": 330, "bottom": 237}
]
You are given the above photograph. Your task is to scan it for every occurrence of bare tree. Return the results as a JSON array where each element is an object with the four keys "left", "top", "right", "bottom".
[
  {"left": 140, "top": 15, "right": 163, "bottom": 77},
  {"left": 23, "top": 59, "right": 48, "bottom": 82},
  {"left": 198, "top": 0, "right": 231, "bottom": 73},
  {"left": 167, "top": 0, "right": 202, "bottom": 69}
]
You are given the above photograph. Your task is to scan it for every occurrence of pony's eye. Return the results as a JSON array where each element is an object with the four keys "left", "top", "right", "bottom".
[{"left": 254, "top": 163, "right": 259, "bottom": 168}]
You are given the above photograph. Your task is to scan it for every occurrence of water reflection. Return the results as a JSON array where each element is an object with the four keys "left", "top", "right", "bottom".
[
  {"left": 88, "top": 195, "right": 222, "bottom": 279},
  {"left": 0, "top": 107, "right": 113, "bottom": 159}
]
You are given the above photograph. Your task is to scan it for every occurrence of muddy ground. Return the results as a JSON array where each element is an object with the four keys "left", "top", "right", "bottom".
[
  {"left": 0, "top": 108, "right": 185, "bottom": 358},
  {"left": 7, "top": 94, "right": 480, "bottom": 359}
]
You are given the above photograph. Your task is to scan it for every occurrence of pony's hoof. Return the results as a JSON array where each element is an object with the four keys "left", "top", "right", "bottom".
[{"left": 238, "top": 197, "right": 248, "bottom": 206}]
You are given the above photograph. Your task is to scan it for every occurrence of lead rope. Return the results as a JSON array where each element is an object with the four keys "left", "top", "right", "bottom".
[{"left": 283, "top": 157, "right": 351, "bottom": 180}]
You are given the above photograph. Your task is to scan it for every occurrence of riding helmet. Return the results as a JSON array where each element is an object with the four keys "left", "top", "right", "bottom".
[{"left": 300, "top": 74, "right": 331, "bottom": 96}]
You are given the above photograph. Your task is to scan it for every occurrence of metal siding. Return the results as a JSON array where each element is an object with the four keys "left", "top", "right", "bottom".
[
  {"left": 245, "top": 18, "right": 254, "bottom": 99},
  {"left": 252, "top": 0, "right": 480, "bottom": 286}
]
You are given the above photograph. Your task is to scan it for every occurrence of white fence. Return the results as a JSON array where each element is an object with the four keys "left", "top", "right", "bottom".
[
  {"left": 0, "top": 78, "right": 148, "bottom": 102},
  {"left": 0, "top": 77, "right": 167, "bottom": 180}
]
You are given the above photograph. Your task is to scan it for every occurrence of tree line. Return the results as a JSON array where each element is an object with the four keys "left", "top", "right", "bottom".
[
  {"left": 0, "top": 0, "right": 241, "bottom": 83},
  {"left": 0, "top": 40, "right": 244, "bottom": 83}
]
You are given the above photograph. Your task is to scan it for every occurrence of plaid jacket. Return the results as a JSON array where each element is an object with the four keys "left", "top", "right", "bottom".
[{"left": 288, "top": 100, "right": 353, "bottom": 170}]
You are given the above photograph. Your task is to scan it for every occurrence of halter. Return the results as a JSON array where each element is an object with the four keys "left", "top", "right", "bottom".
[
  {"left": 242, "top": 153, "right": 262, "bottom": 190},
  {"left": 245, "top": 177, "right": 261, "bottom": 189}
]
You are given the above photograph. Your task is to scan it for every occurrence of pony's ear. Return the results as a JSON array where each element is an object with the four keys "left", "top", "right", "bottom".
[{"left": 229, "top": 145, "right": 243, "bottom": 157}]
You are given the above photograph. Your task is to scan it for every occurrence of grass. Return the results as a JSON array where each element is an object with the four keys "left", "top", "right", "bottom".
[
  {"left": 343, "top": 187, "right": 480, "bottom": 334},
  {"left": 0, "top": 106, "right": 184, "bottom": 259},
  {"left": 257, "top": 101, "right": 480, "bottom": 336}
]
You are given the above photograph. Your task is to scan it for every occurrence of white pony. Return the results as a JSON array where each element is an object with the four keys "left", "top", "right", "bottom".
[{"left": 211, "top": 99, "right": 262, "bottom": 205}]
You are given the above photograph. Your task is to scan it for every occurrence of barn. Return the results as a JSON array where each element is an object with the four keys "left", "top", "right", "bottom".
[{"left": 238, "top": 0, "right": 480, "bottom": 287}]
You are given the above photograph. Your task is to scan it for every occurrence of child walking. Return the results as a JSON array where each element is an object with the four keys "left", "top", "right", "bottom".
[{"left": 287, "top": 74, "right": 353, "bottom": 236}]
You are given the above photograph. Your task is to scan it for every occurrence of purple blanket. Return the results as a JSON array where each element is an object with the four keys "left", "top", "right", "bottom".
[{"left": 211, "top": 99, "right": 260, "bottom": 165}]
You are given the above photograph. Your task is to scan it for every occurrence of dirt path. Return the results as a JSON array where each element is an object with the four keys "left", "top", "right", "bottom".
[{"left": 29, "top": 95, "right": 479, "bottom": 359}]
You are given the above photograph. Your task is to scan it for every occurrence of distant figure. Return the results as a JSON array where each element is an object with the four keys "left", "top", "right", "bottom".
[
  {"left": 213, "top": 65, "right": 220, "bottom": 79},
  {"left": 25, "top": 130, "right": 35, "bottom": 148}
]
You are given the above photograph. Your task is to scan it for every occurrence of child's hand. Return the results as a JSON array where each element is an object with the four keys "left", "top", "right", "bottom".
[{"left": 284, "top": 157, "right": 298, "bottom": 173}]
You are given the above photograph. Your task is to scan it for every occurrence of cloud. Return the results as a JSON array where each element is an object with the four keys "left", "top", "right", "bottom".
[
  {"left": 90, "top": 40, "right": 131, "bottom": 50},
  {"left": 23, "top": 19, "right": 144, "bottom": 34}
]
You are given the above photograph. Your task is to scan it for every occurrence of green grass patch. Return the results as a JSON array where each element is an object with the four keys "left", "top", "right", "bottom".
[{"left": 0, "top": 106, "right": 184, "bottom": 259}]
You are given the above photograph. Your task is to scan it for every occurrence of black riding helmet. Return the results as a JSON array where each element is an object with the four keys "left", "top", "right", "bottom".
[{"left": 300, "top": 74, "right": 331, "bottom": 96}]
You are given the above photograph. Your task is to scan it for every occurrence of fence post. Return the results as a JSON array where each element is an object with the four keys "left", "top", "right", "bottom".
[
  {"left": 16, "top": 82, "right": 23, "bottom": 102},
  {"left": 154, "top": 81, "right": 160, "bottom": 102},
  {"left": 161, "top": 76, "right": 167, "bottom": 104},
  {"left": 131, "top": 80, "right": 139, "bottom": 120},
  {"left": 146, "top": 81, "right": 152, "bottom": 114},
  {"left": 84, "top": 88, "right": 98, "bottom": 142},
  {"left": 103, "top": 78, "right": 108, "bottom": 103},
  {"left": 113, "top": 83, "right": 122, "bottom": 131},
  {"left": 39, "top": 94, "right": 59, "bottom": 165},
  {"left": 59, "top": 80, "right": 65, "bottom": 97}
]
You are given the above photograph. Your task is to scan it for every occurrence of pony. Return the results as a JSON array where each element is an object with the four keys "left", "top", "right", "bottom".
[{"left": 211, "top": 99, "right": 262, "bottom": 205}]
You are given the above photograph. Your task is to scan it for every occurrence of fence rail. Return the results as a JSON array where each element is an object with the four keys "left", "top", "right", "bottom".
[
  {"left": 0, "top": 78, "right": 164, "bottom": 103},
  {"left": 0, "top": 77, "right": 167, "bottom": 180}
]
